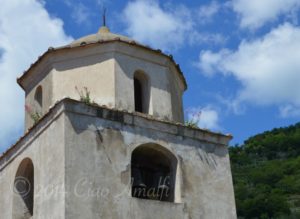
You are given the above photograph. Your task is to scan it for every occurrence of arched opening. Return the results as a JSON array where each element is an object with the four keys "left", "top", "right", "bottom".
[
  {"left": 34, "top": 85, "right": 43, "bottom": 111},
  {"left": 131, "top": 143, "right": 177, "bottom": 202},
  {"left": 134, "top": 78, "right": 143, "bottom": 112},
  {"left": 12, "top": 158, "right": 34, "bottom": 219},
  {"left": 134, "top": 71, "right": 150, "bottom": 113}
]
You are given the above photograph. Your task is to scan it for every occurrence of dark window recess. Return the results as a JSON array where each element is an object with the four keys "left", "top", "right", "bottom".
[
  {"left": 34, "top": 86, "right": 43, "bottom": 108},
  {"left": 134, "top": 77, "right": 143, "bottom": 112},
  {"left": 13, "top": 158, "right": 34, "bottom": 219},
  {"left": 131, "top": 145, "right": 174, "bottom": 202}
]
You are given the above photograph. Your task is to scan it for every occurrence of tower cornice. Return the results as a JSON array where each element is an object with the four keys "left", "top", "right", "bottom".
[{"left": 17, "top": 38, "right": 187, "bottom": 91}]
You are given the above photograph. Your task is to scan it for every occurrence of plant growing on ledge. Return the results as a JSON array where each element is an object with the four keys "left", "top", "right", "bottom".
[
  {"left": 25, "top": 105, "right": 41, "bottom": 124},
  {"left": 185, "top": 120, "right": 199, "bottom": 128},
  {"left": 185, "top": 110, "right": 201, "bottom": 129},
  {"left": 75, "top": 86, "right": 92, "bottom": 105}
]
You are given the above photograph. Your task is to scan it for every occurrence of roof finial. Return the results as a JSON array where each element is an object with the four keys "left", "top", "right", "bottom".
[
  {"left": 102, "top": 7, "right": 107, "bottom": 27},
  {"left": 98, "top": 7, "right": 110, "bottom": 34}
]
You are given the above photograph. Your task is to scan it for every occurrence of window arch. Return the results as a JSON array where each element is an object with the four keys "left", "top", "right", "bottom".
[
  {"left": 133, "top": 71, "right": 150, "bottom": 113},
  {"left": 12, "top": 158, "right": 34, "bottom": 219},
  {"left": 131, "top": 143, "right": 177, "bottom": 202},
  {"left": 34, "top": 85, "right": 43, "bottom": 111}
]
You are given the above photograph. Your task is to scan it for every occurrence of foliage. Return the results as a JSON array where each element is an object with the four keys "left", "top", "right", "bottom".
[
  {"left": 185, "top": 120, "right": 199, "bottom": 128},
  {"left": 75, "top": 86, "right": 92, "bottom": 105},
  {"left": 25, "top": 105, "right": 41, "bottom": 124},
  {"left": 230, "top": 122, "right": 300, "bottom": 219},
  {"left": 185, "top": 110, "right": 201, "bottom": 128}
]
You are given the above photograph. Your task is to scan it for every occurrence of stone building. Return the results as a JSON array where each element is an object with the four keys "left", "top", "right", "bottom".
[{"left": 0, "top": 24, "right": 237, "bottom": 218}]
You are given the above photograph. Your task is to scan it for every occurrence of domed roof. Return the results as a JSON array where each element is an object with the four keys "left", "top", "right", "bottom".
[
  {"left": 18, "top": 25, "right": 187, "bottom": 91},
  {"left": 70, "top": 26, "right": 138, "bottom": 47}
]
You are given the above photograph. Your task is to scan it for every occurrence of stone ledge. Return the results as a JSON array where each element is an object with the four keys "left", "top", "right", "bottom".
[
  {"left": 62, "top": 98, "right": 232, "bottom": 146},
  {"left": 0, "top": 98, "right": 233, "bottom": 169}
]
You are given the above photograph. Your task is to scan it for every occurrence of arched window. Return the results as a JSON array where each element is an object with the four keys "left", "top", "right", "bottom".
[
  {"left": 34, "top": 85, "right": 43, "bottom": 111},
  {"left": 131, "top": 143, "right": 177, "bottom": 202},
  {"left": 134, "top": 71, "right": 150, "bottom": 113},
  {"left": 12, "top": 158, "right": 34, "bottom": 219}
]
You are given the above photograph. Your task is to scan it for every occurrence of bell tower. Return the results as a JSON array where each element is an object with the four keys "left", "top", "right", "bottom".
[
  {"left": 0, "top": 23, "right": 237, "bottom": 219},
  {"left": 18, "top": 24, "right": 186, "bottom": 129}
]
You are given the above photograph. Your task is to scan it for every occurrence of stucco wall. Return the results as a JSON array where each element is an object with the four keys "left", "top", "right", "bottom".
[
  {"left": 114, "top": 43, "right": 184, "bottom": 122},
  {"left": 63, "top": 101, "right": 236, "bottom": 219},
  {"left": 24, "top": 45, "right": 116, "bottom": 130},
  {"left": 0, "top": 113, "right": 65, "bottom": 219},
  {"left": 52, "top": 47, "right": 116, "bottom": 110},
  {"left": 115, "top": 54, "right": 178, "bottom": 122},
  {"left": 23, "top": 42, "right": 185, "bottom": 131},
  {"left": 0, "top": 99, "right": 236, "bottom": 219},
  {"left": 25, "top": 68, "right": 54, "bottom": 129}
]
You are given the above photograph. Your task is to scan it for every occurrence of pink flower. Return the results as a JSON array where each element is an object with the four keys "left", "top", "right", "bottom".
[{"left": 25, "top": 104, "right": 32, "bottom": 113}]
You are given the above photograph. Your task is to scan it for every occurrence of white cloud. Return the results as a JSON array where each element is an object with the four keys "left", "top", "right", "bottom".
[
  {"left": 279, "top": 105, "right": 300, "bottom": 118},
  {"left": 122, "top": 0, "right": 193, "bottom": 50},
  {"left": 198, "top": 1, "right": 220, "bottom": 23},
  {"left": 197, "top": 49, "right": 231, "bottom": 76},
  {"left": 232, "top": 0, "right": 300, "bottom": 29},
  {"left": 198, "top": 23, "right": 300, "bottom": 116},
  {"left": 122, "top": 0, "right": 225, "bottom": 51},
  {"left": 187, "top": 107, "right": 220, "bottom": 131},
  {"left": 0, "top": 0, "right": 72, "bottom": 151}
]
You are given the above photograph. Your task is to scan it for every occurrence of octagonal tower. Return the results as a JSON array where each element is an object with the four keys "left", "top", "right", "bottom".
[{"left": 18, "top": 26, "right": 186, "bottom": 129}]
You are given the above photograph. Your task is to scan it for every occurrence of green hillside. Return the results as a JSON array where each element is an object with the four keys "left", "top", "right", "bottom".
[{"left": 229, "top": 123, "right": 300, "bottom": 219}]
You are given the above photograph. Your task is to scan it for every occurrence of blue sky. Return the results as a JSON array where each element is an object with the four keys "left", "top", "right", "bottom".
[{"left": 1, "top": 0, "right": 300, "bottom": 153}]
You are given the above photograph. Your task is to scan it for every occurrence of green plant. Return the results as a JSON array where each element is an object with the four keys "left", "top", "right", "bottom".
[
  {"left": 31, "top": 112, "right": 41, "bottom": 124},
  {"left": 185, "top": 120, "right": 199, "bottom": 128},
  {"left": 25, "top": 105, "right": 41, "bottom": 124},
  {"left": 185, "top": 109, "right": 201, "bottom": 128},
  {"left": 75, "top": 86, "right": 92, "bottom": 105}
]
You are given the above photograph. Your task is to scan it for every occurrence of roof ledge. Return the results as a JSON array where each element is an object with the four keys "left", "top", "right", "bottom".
[{"left": 0, "top": 98, "right": 232, "bottom": 170}]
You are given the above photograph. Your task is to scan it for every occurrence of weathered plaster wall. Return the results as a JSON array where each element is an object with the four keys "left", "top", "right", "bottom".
[
  {"left": 52, "top": 46, "right": 116, "bottom": 110},
  {"left": 23, "top": 42, "right": 185, "bottom": 130},
  {"left": 1, "top": 100, "right": 236, "bottom": 219},
  {"left": 0, "top": 112, "right": 65, "bottom": 219},
  {"left": 115, "top": 52, "right": 170, "bottom": 121},
  {"left": 63, "top": 101, "right": 236, "bottom": 219},
  {"left": 168, "top": 63, "right": 185, "bottom": 123},
  {"left": 25, "top": 68, "right": 54, "bottom": 129},
  {"left": 114, "top": 43, "right": 184, "bottom": 122}
]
